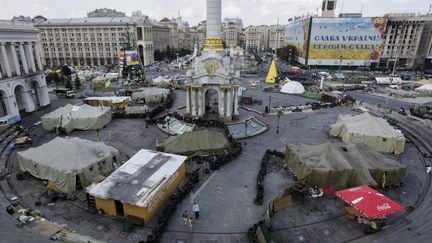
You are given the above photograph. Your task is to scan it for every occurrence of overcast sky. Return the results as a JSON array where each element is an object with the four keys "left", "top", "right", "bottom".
[{"left": 1, "top": 0, "right": 431, "bottom": 26}]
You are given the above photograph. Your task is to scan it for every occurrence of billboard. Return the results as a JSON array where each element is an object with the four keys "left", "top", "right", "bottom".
[
  {"left": 285, "top": 18, "right": 310, "bottom": 65},
  {"left": 125, "top": 51, "right": 141, "bottom": 66},
  {"left": 308, "top": 17, "right": 387, "bottom": 66}
]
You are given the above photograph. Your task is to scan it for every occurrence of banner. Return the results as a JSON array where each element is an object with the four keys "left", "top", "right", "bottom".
[
  {"left": 308, "top": 17, "right": 387, "bottom": 66},
  {"left": 125, "top": 51, "right": 141, "bottom": 66},
  {"left": 285, "top": 18, "right": 310, "bottom": 65}
]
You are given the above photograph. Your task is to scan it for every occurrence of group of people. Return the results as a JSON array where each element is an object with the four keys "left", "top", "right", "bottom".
[{"left": 182, "top": 201, "right": 200, "bottom": 233}]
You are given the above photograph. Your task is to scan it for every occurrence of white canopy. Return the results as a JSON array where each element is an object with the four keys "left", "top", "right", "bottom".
[
  {"left": 41, "top": 104, "right": 112, "bottom": 134},
  {"left": 415, "top": 84, "right": 432, "bottom": 92},
  {"left": 280, "top": 81, "right": 305, "bottom": 94},
  {"left": 17, "top": 137, "right": 120, "bottom": 194},
  {"left": 329, "top": 112, "right": 406, "bottom": 155}
]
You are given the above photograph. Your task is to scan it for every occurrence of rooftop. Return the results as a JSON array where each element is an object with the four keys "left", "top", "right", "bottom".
[
  {"left": 37, "top": 16, "right": 151, "bottom": 26},
  {"left": 88, "top": 149, "right": 186, "bottom": 207}
]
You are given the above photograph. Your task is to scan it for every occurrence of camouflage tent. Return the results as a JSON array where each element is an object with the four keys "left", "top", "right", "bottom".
[
  {"left": 286, "top": 142, "right": 406, "bottom": 189},
  {"left": 161, "top": 129, "right": 229, "bottom": 157}
]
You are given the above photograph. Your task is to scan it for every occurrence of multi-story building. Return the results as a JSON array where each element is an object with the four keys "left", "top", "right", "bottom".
[
  {"left": 0, "top": 19, "right": 50, "bottom": 117},
  {"left": 36, "top": 16, "right": 154, "bottom": 67},
  {"left": 245, "top": 26, "right": 264, "bottom": 51},
  {"left": 191, "top": 21, "right": 206, "bottom": 50},
  {"left": 223, "top": 18, "right": 243, "bottom": 30},
  {"left": 152, "top": 22, "right": 170, "bottom": 51},
  {"left": 267, "top": 24, "right": 285, "bottom": 51},
  {"left": 223, "top": 21, "right": 239, "bottom": 48},
  {"left": 381, "top": 13, "right": 432, "bottom": 69}
]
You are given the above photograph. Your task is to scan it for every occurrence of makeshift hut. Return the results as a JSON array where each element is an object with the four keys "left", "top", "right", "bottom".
[
  {"left": 286, "top": 142, "right": 406, "bottom": 189},
  {"left": 41, "top": 104, "right": 112, "bottom": 134},
  {"left": 415, "top": 84, "right": 432, "bottom": 93},
  {"left": 87, "top": 149, "right": 187, "bottom": 224},
  {"left": 131, "top": 88, "right": 170, "bottom": 104},
  {"left": 151, "top": 76, "right": 171, "bottom": 88},
  {"left": 159, "top": 129, "right": 230, "bottom": 157},
  {"left": 280, "top": 81, "right": 305, "bottom": 94},
  {"left": 329, "top": 112, "right": 406, "bottom": 155},
  {"left": 83, "top": 96, "right": 131, "bottom": 111},
  {"left": 17, "top": 137, "right": 120, "bottom": 194}
]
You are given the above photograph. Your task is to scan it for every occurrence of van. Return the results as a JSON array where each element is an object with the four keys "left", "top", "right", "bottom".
[{"left": 0, "top": 113, "right": 22, "bottom": 126}]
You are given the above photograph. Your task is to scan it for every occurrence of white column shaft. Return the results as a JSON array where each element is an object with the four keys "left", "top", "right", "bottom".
[
  {"left": 0, "top": 43, "right": 12, "bottom": 77},
  {"left": 27, "top": 44, "right": 37, "bottom": 72},
  {"left": 34, "top": 43, "right": 43, "bottom": 71},
  {"left": 191, "top": 90, "right": 197, "bottom": 116},
  {"left": 19, "top": 44, "right": 29, "bottom": 74},
  {"left": 186, "top": 86, "right": 191, "bottom": 114},
  {"left": 234, "top": 89, "right": 239, "bottom": 115},
  {"left": 10, "top": 44, "right": 21, "bottom": 76},
  {"left": 197, "top": 89, "right": 203, "bottom": 116},
  {"left": 3, "top": 95, "right": 19, "bottom": 115},
  {"left": 226, "top": 89, "right": 232, "bottom": 117},
  {"left": 219, "top": 90, "right": 225, "bottom": 116}
]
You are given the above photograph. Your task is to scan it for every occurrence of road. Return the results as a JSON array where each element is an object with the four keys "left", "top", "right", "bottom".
[{"left": 348, "top": 91, "right": 415, "bottom": 109}]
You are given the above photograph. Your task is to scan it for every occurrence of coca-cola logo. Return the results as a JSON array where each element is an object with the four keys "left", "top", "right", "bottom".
[{"left": 377, "top": 203, "right": 391, "bottom": 211}]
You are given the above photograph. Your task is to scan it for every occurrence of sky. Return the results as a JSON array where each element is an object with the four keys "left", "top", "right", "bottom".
[{"left": 0, "top": 0, "right": 431, "bottom": 26}]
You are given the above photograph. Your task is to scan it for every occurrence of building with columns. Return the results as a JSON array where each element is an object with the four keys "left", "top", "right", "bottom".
[
  {"left": 35, "top": 16, "right": 154, "bottom": 67},
  {"left": 0, "top": 19, "right": 50, "bottom": 117},
  {"left": 185, "top": 0, "right": 240, "bottom": 122}
]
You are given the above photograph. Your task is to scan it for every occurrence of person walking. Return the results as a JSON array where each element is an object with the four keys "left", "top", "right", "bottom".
[
  {"left": 192, "top": 201, "right": 200, "bottom": 219},
  {"left": 187, "top": 217, "right": 194, "bottom": 233},
  {"left": 182, "top": 210, "right": 189, "bottom": 225}
]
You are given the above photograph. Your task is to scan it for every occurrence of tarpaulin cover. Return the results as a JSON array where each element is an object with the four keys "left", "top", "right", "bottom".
[
  {"left": 41, "top": 104, "right": 112, "bottom": 134},
  {"left": 329, "top": 113, "right": 406, "bottom": 155},
  {"left": 286, "top": 142, "right": 406, "bottom": 189},
  {"left": 131, "top": 88, "right": 170, "bottom": 104},
  {"left": 162, "top": 129, "right": 229, "bottom": 157},
  {"left": 335, "top": 185, "right": 405, "bottom": 219},
  {"left": 17, "top": 137, "right": 120, "bottom": 194}
]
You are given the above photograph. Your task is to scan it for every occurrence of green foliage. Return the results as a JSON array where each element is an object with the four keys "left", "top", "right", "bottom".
[
  {"left": 45, "top": 72, "right": 58, "bottom": 84},
  {"left": 253, "top": 52, "right": 263, "bottom": 65},
  {"left": 277, "top": 45, "right": 298, "bottom": 63},
  {"left": 120, "top": 23, "right": 137, "bottom": 51},
  {"left": 65, "top": 79, "right": 73, "bottom": 90},
  {"left": 263, "top": 86, "right": 274, "bottom": 92},
  {"left": 154, "top": 47, "right": 193, "bottom": 62}
]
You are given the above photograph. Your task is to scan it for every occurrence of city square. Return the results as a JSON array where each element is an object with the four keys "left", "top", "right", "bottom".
[{"left": 1, "top": 0, "right": 432, "bottom": 243}]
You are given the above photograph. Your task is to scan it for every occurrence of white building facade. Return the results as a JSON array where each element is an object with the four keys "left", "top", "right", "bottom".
[
  {"left": 36, "top": 16, "right": 154, "bottom": 67},
  {"left": 0, "top": 20, "right": 50, "bottom": 117}
]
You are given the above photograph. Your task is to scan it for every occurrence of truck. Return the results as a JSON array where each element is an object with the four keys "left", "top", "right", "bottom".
[
  {"left": 0, "top": 113, "right": 22, "bottom": 126},
  {"left": 54, "top": 88, "right": 76, "bottom": 98}
]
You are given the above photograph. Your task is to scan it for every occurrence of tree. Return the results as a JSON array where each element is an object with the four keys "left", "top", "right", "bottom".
[
  {"left": 119, "top": 23, "right": 137, "bottom": 51},
  {"left": 74, "top": 74, "right": 81, "bottom": 90},
  {"left": 45, "top": 72, "right": 57, "bottom": 84},
  {"left": 65, "top": 79, "right": 73, "bottom": 90},
  {"left": 277, "top": 45, "right": 298, "bottom": 64}
]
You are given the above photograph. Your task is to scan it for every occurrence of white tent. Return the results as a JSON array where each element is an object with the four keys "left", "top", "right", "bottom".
[
  {"left": 152, "top": 76, "right": 171, "bottom": 88},
  {"left": 280, "top": 81, "right": 305, "bottom": 94},
  {"left": 329, "top": 112, "right": 406, "bottom": 155},
  {"left": 17, "top": 137, "right": 120, "bottom": 193},
  {"left": 415, "top": 84, "right": 432, "bottom": 93},
  {"left": 41, "top": 104, "right": 112, "bottom": 134}
]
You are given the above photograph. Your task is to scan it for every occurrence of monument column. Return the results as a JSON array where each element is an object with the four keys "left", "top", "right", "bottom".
[
  {"left": 191, "top": 87, "right": 197, "bottom": 117},
  {"left": 218, "top": 87, "right": 225, "bottom": 117},
  {"left": 233, "top": 86, "right": 239, "bottom": 118},
  {"left": 226, "top": 87, "right": 232, "bottom": 119},
  {"left": 197, "top": 87, "right": 203, "bottom": 117},
  {"left": 185, "top": 85, "right": 191, "bottom": 114}
]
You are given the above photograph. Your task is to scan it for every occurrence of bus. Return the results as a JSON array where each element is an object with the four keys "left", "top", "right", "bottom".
[{"left": 0, "top": 113, "right": 22, "bottom": 126}]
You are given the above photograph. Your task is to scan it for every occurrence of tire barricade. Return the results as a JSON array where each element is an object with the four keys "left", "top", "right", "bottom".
[
  {"left": 246, "top": 220, "right": 265, "bottom": 243},
  {"left": 253, "top": 149, "right": 284, "bottom": 206}
]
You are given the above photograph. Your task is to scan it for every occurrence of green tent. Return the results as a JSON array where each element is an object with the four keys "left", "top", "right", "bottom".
[{"left": 161, "top": 129, "right": 229, "bottom": 157}]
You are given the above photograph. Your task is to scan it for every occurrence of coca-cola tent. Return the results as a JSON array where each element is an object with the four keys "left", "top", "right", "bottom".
[{"left": 335, "top": 185, "right": 405, "bottom": 219}]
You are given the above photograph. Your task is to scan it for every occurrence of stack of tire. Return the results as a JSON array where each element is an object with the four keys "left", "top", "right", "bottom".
[
  {"left": 253, "top": 150, "right": 285, "bottom": 205},
  {"left": 144, "top": 169, "right": 200, "bottom": 243},
  {"left": 246, "top": 221, "right": 263, "bottom": 243}
]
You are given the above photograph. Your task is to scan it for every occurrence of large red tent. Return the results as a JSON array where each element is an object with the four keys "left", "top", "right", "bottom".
[{"left": 335, "top": 185, "right": 405, "bottom": 219}]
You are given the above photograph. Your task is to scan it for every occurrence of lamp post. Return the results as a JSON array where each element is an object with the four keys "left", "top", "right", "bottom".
[
  {"left": 245, "top": 119, "right": 248, "bottom": 138},
  {"left": 267, "top": 94, "right": 274, "bottom": 107},
  {"left": 276, "top": 111, "right": 281, "bottom": 134}
]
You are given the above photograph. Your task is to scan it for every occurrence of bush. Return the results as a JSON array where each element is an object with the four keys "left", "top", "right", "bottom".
[
  {"left": 263, "top": 86, "right": 274, "bottom": 92},
  {"left": 65, "top": 79, "right": 73, "bottom": 90}
]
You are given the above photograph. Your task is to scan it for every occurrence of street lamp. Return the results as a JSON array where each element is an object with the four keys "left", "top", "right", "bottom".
[
  {"left": 276, "top": 111, "right": 282, "bottom": 134},
  {"left": 244, "top": 119, "right": 248, "bottom": 138},
  {"left": 267, "top": 94, "right": 274, "bottom": 107}
]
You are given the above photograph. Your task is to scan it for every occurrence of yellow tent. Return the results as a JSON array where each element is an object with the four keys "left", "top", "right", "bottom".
[{"left": 265, "top": 59, "right": 278, "bottom": 84}]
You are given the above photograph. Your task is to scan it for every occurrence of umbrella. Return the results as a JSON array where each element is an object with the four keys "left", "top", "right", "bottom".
[{"left": 335, "top": 185, "right": 405, "bottom": 219}]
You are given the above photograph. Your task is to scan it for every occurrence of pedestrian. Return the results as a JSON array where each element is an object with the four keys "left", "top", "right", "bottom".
[
  {"left": 192, "top": 201, "right": 200, "bottom": 219},
  {"left": 182, "top": 210, "right": 189, "bottom": 225},
  {"left": 187, "top": 217, "right": 194, "bottom": 233}
]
